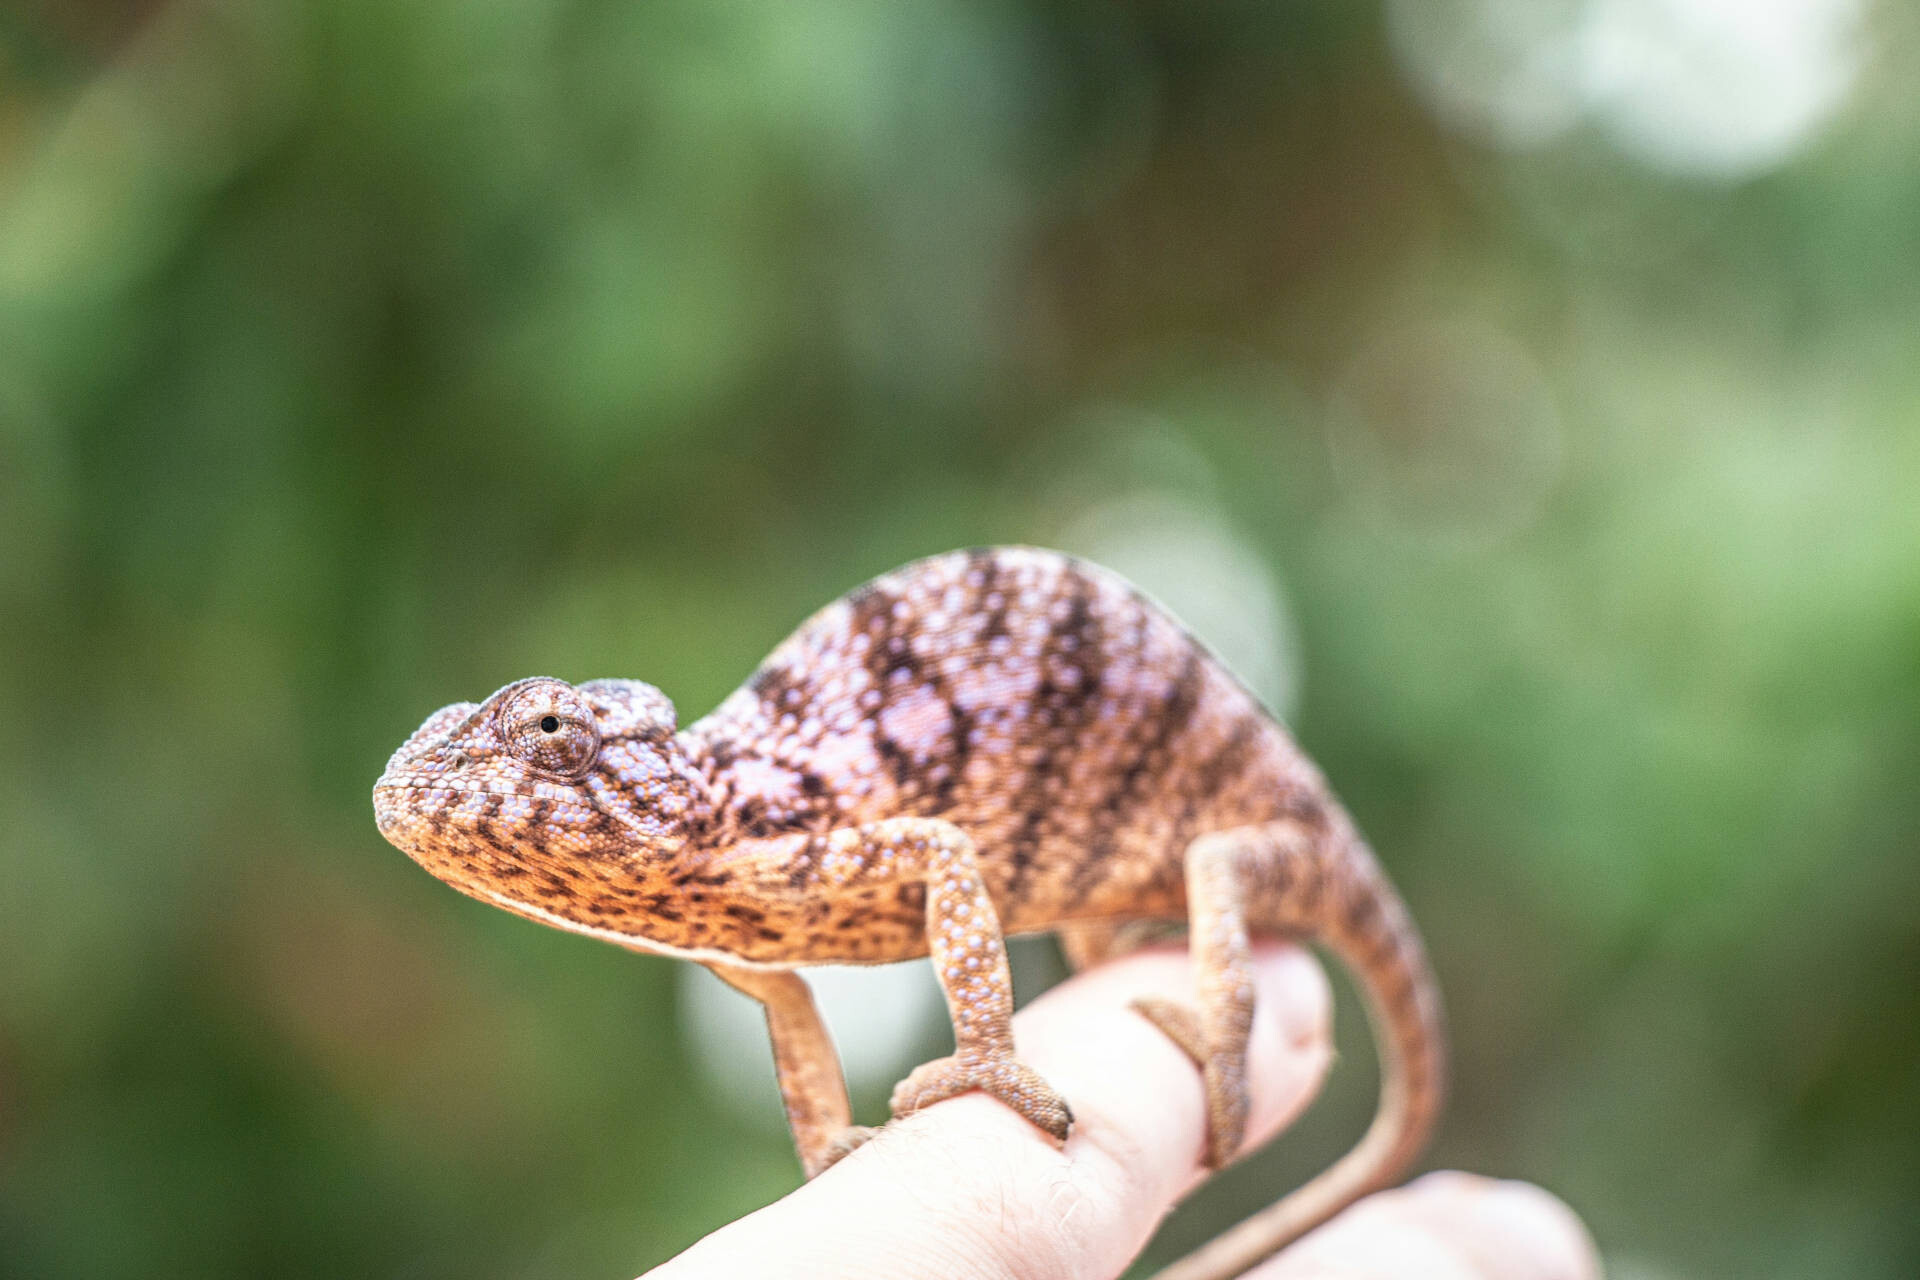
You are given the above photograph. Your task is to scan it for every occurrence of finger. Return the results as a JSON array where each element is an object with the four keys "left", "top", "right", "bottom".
[
  {"left": 648, "top": 942, "right": 1332, "bottom": 1280},
  {"left": 1250, "top": 1172, "right": 1601, "bottom": 1280}
]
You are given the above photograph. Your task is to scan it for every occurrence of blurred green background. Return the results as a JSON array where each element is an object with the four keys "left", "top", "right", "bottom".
[{"left": 3, "top": 1, "right": 1917, "bottom": 1276}]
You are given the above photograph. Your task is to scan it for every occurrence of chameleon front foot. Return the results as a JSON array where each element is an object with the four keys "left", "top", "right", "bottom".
[{"left": 890, "top": 1052, "right": 1074, "bottom": 1142}]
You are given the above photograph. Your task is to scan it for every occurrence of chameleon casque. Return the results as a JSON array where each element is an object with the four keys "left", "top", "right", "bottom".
[{"left": 373, "top": 547, "right": 1445, "bottom": 1280}]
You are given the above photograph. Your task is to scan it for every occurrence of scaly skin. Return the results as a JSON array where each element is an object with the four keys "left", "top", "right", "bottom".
[{"left": 372, "top": 547, "right": 1446, "bottom": 1280}]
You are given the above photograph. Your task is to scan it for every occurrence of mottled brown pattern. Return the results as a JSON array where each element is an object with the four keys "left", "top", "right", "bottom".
[{"left": 372, "top": 547, "right": 1446, "bottom": 1280}]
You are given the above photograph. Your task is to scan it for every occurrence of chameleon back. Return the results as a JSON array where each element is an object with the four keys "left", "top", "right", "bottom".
[{"left": 687, "top": 547, "right": 1324, "bottom": 932}]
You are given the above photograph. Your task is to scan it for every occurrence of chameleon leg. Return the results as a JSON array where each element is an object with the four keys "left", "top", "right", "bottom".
[
  {"left": 1170, "top": 826, "right": 1277, "bottom": 1167},
  {"left": 821, "top": 818, "right": 1073, "bottom": 1142},
  {"left": 705, "top": 962, "right": 873, "bottom": 1178},
  {"left": 1144, "top": 818, "right": 1449, "bottom": 1280},
  {"left": 1137, "top": 820, "right": 1340, "bottom": 1167}
]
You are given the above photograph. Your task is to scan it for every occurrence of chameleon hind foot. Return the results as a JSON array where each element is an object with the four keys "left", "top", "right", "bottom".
[
  {"left": 1132, "top": 995, "right": 1247, "bottom": 1167},
  {"left": 890, "top": 1051, "right": 1074, "bottom": 1142}
]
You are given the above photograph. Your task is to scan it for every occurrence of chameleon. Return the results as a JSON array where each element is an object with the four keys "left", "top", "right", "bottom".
[{"left": 372, "top": 547, "right": 1445, "bottom": 1280}]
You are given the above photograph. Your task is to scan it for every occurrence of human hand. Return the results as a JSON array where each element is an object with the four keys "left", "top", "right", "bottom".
[{"left": 648, "top": 944, "right": 1599, "bottom": 1280}]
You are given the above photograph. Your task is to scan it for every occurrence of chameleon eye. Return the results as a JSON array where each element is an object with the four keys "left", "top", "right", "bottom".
[{"left": 498, "top": 683, "right": 600, "bottom": 777}]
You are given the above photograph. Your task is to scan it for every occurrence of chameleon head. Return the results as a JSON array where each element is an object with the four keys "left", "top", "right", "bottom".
[{"left": 373, "top": 676, "right": 709, "bottom": 939}]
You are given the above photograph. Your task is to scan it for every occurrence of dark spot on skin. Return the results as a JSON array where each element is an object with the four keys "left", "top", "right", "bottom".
[
  {"left": 1378, "top": 959, "right": 1419, "bottom": 1015},
  {"left": 1295, "top": 862, "right": 1324, "bottom": 919},
  {"left": 1059, "top": 579, "right": 1094, "bottom": 653},
  {"left": 1343, "top": 887, "right": 1382, "bottom": 936},
  {"left": 882, "top": 650, "right": 925, "bottom": 687},
  {"left": 972, "top": 551, "right": 1010, "bottom": 642},
  {"left": 845, "top": 583, "right": 898, "bottom": 633},
  {"left": 723, "top": 904, "right": 766, "bottom": 923},
  {"left": 1278, "top": 786, "right": 1329, "bottom": 831},
  {"left": 873, "top": 735, "right": 916, "bottom": 790},
  {"left": 1359, "top": 906, "right": 1408, "bottom": 965},
  {"left": 1202, "top": 713, "right": 1264, "bottom": 795},
  {"left": 924, "top": 700, "right": 973, "bottom": 809},
  {"left": 470, "top": 824, "right": 519, "bottom": 861},
  {"left": 734, "top": 800, "right": 774, "bottom": 838},
  {"left": 748, "top": 664, "right": 793, "bottom": 703},
  {"left": 1260, "top": 852, "right": 1295, "bottom": 901}
]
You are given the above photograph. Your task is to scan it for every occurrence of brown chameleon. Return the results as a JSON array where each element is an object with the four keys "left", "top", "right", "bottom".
[{"left": 372, "top": 547, "right": 1445, "bottom": 1280}]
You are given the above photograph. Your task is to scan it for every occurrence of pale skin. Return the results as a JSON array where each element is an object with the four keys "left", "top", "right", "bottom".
[
  {"left": 374, "top": 549, "right": 1451, "bottom": 1279},
  {"left": 655, "top": 945, "right": 1597, "bottom": 1280}
]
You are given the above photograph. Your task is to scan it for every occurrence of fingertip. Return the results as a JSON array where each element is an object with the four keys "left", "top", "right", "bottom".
[
  {"left": 1272, "top": 1173, "right": 1598, "bottom": 1280},
  {"left": 1403, "top": 1174, "right": 1602, "bottom": 1280}
]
